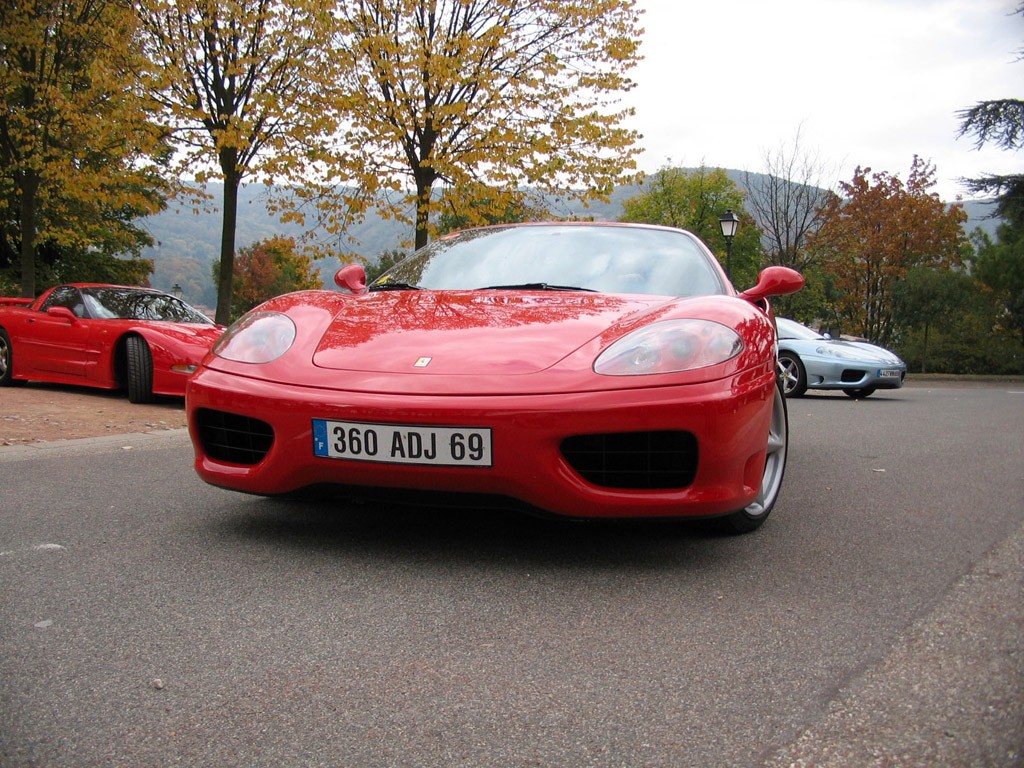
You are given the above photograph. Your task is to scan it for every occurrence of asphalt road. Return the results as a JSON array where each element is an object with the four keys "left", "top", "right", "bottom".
[{"left": 1, "top": 382, "right": 1022, "bottom": 767}]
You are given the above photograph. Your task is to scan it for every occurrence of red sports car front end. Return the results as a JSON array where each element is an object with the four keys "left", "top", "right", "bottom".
[
  {"left": 186, "top": 223, "right": 802, "bottom": 530},
  {"left": 187, "top": 362, "right": 776, "bottom": 520}
]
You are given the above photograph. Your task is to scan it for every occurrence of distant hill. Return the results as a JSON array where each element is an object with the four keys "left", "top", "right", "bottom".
[{"left": 139, "top": 175, "right": 1002, "bottom": 308}]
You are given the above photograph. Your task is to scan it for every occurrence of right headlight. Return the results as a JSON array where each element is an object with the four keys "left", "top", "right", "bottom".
[
  {"left": 594, "top": 319, "right": 744, "bottom": 376},
  {"left": 212, "top": 311, "right": 296, "bottom": 364}
]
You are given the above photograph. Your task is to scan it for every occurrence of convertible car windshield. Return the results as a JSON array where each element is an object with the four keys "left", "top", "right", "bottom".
[
  {"left": 81, "top": 288, "right": 214, "bottom": 324},
  {"left": 377, "top": 224, "right": 727, "bottom": 297}
]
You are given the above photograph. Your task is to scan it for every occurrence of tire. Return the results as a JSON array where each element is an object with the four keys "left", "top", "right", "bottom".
[
  {"left": 777, "top": 351, "right": 807, "bottom": 397},
  {"left": 843, "top": 387, "right": 876, "bottom": 399},
  {"left": 126, "top": 336, "right": 154, "bottom": 404},
  {"left": 0, "top": 329, "right": 19, "bottom": 386},
  {"left": 720, "top": 379, "right": 789, "bottom": 534}
]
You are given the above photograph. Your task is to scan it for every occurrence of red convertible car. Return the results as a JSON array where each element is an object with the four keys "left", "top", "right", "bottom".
[
  {"left": 0, "top": 284, "right": 222, "bottom": 402},
  {"left": 187, "top": 223, "right": 803, "bottom": 531}
]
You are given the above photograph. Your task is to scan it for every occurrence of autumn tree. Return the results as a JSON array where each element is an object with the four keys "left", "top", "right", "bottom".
[
  {"left": 436, "top": 185, "right": 544, "bottom": 235},
  {"left": 321, "top": 0, "right": 643, "bottom": 251},
  {"left": 220, "top": 235, "right": 321, "bottom": 321},
  {"left": 138, "top": 0, "right": 339, "bottom": 324},
  {"left": 811, "top": 157, "right": 968, "bottom": 346},
  {"left": 1, "top": 0, "right": 165, "bottom": 297},
  {"left": 619, "top": 165, "right": 762, "bottom": 287}
]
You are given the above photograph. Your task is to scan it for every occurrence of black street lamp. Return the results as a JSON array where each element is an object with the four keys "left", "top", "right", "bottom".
[
  {"left": 718, "top": 209, "right": 739, "bottom": 280},
  {"left": 171, "top": 283, "right": 183, "bottom": 299}
]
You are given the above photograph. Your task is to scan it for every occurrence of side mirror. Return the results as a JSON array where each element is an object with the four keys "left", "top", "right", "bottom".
[
  {"left": 334, "top": 263, "right": 367, "bottom": 294},
  {"left": 45, "top": 306, "right": 79, "bottom": 322},
  {"left": 739, "top": 266, "right": 804, "bottom": 304}
]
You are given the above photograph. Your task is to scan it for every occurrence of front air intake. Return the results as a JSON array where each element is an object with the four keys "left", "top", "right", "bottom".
[
  {"left": 561, "top": 431, "right": 698, "bottom": 490},
  {"left": 195, "top": 409, "right": 274, "bottom": 465}
]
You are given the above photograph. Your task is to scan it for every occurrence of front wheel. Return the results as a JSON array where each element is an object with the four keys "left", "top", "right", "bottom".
[
  {"left": 0, "top": 329, "right": 22, "bottom": 387},
  {"left": 777, "top": 352, "right": 807, "bottom": 397},
  {"left": 126, "top": 336, "right": 154, "bottom": 403},
  {"left": 720, "top": 379, "right": 788, "bottom": 534}
]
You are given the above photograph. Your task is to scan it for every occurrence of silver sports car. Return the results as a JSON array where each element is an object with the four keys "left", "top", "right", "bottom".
[{"left": 776, "top": 318, "right": 907, "bottom": 398}]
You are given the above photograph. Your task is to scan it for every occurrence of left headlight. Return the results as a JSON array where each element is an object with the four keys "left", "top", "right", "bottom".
[
  {"left": 212, "top": 311, "right": 296, "bottom": 364},
  {"left": 594, "top": 319, "right": 744, "bottom": 376}
]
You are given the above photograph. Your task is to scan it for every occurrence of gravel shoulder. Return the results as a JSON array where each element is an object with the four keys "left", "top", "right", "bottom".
[{"left": 0, "top": 383, "right": 186, "bottom": 445}]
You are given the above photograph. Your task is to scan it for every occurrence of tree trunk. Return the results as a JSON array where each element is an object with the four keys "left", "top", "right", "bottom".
[
  {"left": 215, "top": 140, "right": 241, "bottom": 326},
  {"left": 414, "top": 176, "right": 432, "bottom": 252},
  {"left": 18, "top": 170, "right": 40, "bottom": 298}
]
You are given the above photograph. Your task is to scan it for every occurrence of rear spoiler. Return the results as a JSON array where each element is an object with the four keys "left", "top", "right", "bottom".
[{"left": 0, "top": 297, "right": 34, "bottom": 307}]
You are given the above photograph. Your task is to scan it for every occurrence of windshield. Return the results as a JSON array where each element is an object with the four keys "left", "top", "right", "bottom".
[
  {"left": 376, "top": 224, "right": 726, "bottom": 297},
  {"left": 82, "top": 287, "right": 214, "bottom": 324},
  {"left": 776, "top": 318, "right": 824, "bottom": 340}
]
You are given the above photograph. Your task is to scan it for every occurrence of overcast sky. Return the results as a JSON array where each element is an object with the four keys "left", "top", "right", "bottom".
[{"left": 623, "top": 0, "right": 1022, "bottom": 200}]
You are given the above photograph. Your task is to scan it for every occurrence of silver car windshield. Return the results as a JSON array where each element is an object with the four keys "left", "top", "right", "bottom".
[
  {"left": 776, "top": 318, "right": 824, "bottom": 340},
  {"left": 377, "top": 225, "right": 727, "bottom": 297}
]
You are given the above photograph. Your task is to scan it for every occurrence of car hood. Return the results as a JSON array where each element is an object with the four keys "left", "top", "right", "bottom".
[
  {"left": 785, "top": 337, "right": 902, "bottom": 364},
  {"left": 312, "top": 290, "right": 670, "bottom": 375}
]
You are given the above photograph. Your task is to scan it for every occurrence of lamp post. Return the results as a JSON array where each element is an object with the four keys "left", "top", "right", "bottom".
[
  {"left": 171, "top": 283, "right": 183, "bottom": 299},
  {"left": 718, "top": 209, "right": 739, "bottom": 280}
]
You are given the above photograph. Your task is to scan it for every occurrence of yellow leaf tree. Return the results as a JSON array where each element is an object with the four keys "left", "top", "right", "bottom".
[
  {"left": 138, "top": 0, "right": 340, "bottom": 325},
  {"left": 1, "top": 0, "right": 165, "bottom": 297},
  {"left": 319, "top": 0, "right": 644, "bottom": 250}
]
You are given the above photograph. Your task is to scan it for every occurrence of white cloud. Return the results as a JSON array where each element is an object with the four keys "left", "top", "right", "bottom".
[{"left": 624, "top": 0, "right": 1022, "bottom": 199}]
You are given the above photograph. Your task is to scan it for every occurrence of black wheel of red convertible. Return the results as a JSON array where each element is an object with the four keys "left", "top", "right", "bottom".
[
  {"left": 126, "top": 335, "right": 154, "bottom": 404},
  {"left": 0, "top": 329, "right": 21, "bottom": 387}
]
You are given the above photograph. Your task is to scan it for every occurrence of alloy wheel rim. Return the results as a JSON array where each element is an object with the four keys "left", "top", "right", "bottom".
[
  {"left": 745, "top": 385, "right": 787, "bottom": 518},
  {"left": 779, "top": 359, "right": 798, "bottom": 394}
]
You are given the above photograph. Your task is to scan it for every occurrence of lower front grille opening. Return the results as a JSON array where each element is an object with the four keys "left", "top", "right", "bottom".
[
  {"left": 841, "top": 369, "right": 865, "bottom": 383},
  {"left": 195, "top": 408, "right": 274, "bottom": 465},
  {"left": 561, "top": 430, "right": 698, "bottom": 490}
]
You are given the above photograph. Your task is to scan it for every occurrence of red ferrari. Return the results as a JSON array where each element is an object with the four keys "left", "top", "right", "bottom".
[
  {"left": 187, "top": 223, "right": 803, "bottom": 531},
  {"left": 0, "top": 284, "right": 223, "bottom": 402}
]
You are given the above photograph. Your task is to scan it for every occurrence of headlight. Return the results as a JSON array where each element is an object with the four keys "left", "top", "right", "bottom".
[
  {"left": 212, "top": 311, "right": 296, "bottom": 364},
  {"left": 815, "top": 345, "right": 857, "bottom": 361},
  {"left": 594, "top": 319, "right": 744, "bottom": 376}
]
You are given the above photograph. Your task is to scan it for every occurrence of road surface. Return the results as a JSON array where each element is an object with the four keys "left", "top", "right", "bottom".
[{"left": 1, "top": 382, "right": 1022, "bottom": 766}]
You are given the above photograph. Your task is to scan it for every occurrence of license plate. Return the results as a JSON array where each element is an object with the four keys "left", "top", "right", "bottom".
[
  {"left": 878, "top": 368, "right": 902, "bottom": 378},
  {"left": 313, "top": 419, "right": 492, "bottom": 467}
]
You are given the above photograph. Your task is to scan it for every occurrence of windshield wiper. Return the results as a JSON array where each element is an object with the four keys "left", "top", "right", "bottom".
[
  {"left": 368, "top": 281, "right": 421, "bottom": 292},
  {"left": 479, "top": 282, "right": 595, "bottom": 292}
]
